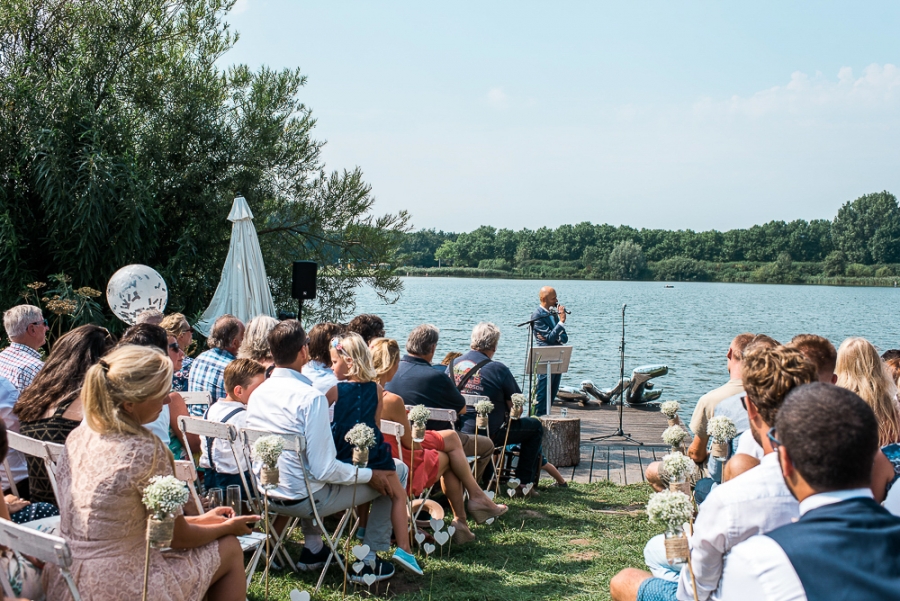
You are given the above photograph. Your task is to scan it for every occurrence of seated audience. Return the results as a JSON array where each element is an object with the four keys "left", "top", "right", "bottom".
[
  {"left": 188, "top": 314, "right": 244, "bottom": 414},
  {"left": 385, "top": 324, "right": 493, "bottom": 478},
  {"left": 886, "top": 356, "right": 900, "bottom": 387},
  {"left": 371, "top": 337, "right": 507, "bottom": 542},
  {"left": 836, "top": 337, "right": 900, "bottom": 446},
  {"left": 42, "top": 345, "right": 256, "bottom": 601},
  {"left": 646, "top": 333, "right": 752, "bottom": 492},
  {"left": 455, "top": 323, "right": 544, "bottom": 495},
  {"left": 199, "top": 359, "right": 265, "bottom": 490},
  {"left": 15, "top": 325, "right": 113, "bottom": 504},
  {"left": 160, "top": 313, "right": 194, "bottom": 391},
  {"left": 301, "top": 322, "right": 345, "bottom": 395},
  {"left": 610, "top": 345, "right": 815, "bottom": 601},
  {"left": 134, "top": 308, "right": 164, "bottom": 325},
  {"left": 347, "top": 313, "right": 385, "bottom": 343},
  {"left": 246, "top": 320, "right": 409, "bottom": 582},
  {"left": 719, "top": 383, "right": 900, "bottom": 600},
  {"left": 326, "top": 333, "right": 422, "bottom": 575},
  {"left": 0, "top": 304, "right": 47, "bottom": 392},
  {"left": 236, "top": 315, "right": 279, "bottom": 369},
  {"left": 440, "top": 351, "right": 462, "bottom": 366}
]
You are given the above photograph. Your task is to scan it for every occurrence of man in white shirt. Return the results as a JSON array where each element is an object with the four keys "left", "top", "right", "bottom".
[
  {"left": 611, "top": 346, "right": 817, "bottom": 601},
  {"left": 720, "top": 383, "right": 900, "bottom": 601},
  {"left": 247, "top": 320, "right": 407, "bottom": 583}
]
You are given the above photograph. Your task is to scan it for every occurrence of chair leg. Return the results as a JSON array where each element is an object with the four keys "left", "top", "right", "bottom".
[
  {"left": 245, "top": 542, "right": 266, "bottom": 587},
  {"left": 314, "top": 511, "right": 353, "bottom": 593}
]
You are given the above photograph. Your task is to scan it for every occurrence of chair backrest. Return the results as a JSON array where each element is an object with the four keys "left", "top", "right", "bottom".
[
  {"left": 240, "top": 428, "right": 305, "bottom": 455},
  {"left": 380, "top": 420, "right": 404, "bottom": 439},
  {"left": 6, "top": 432, "right": 61, "bottom": 500},
  {"left": 178, "top": 415, "right": 238, "bottom": 442},
  {"left": 173, "top": 460, "right": 204, "bottom": 514},
  {"left": 7, "top": 431, "right": 49, "bottom": 459},
  {"left": 0, "top": 519, "right": 81, "bottom": 600},
  {"left": 44, "top": 440, "right": 65, "bottom": 464},
  {"left": 463, "top": 394, "right": 490, "bottom": 406},
  {"left": 181, "top": 391, "right": 212, "bottom": 405}
]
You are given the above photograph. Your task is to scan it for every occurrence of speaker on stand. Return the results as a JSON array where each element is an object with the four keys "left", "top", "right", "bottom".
[{"left": 291, "top": 261, "right": 318, "bottom": 323}]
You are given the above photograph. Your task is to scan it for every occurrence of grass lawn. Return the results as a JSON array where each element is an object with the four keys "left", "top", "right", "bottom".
[{"left": 248, "top": 480, "right": 655, "bottom": 601}]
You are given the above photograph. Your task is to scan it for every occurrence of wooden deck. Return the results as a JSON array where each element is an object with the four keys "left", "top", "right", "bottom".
[{"left": 544, "top": 399, "right": 670, "bottom": 485}]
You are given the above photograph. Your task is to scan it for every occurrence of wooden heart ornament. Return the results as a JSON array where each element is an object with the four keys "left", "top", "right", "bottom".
[
  {"left": 289, "top": 590, "right": 311, "bottom": 601},
  {"left": 352, "top": 544, "right": 370, "bottom": 561}
]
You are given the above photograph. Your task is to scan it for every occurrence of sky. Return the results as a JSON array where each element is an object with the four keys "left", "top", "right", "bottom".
[{"left": 223, "top": 1, "right": 900, "bottom": 233}]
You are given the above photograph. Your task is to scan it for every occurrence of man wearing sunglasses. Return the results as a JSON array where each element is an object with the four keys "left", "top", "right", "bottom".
[
  {"left": 611, "top": 346, "right": 816, "bottom": 601},
  {"left": 0, "top": 304, "right": 48, "bottom": 392},
  {"left": 720, "top": 384, "right": 900, "bottom": 600}
]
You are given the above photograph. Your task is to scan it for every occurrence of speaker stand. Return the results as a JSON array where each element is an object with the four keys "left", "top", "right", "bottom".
[{"left": 297, "top": 299, "right": 304, "bottom": 324}]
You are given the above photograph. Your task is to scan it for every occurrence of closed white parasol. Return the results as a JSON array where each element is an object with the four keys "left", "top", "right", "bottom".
[{"left": 194, "top": 196, "right": 276, "bottom": 336}]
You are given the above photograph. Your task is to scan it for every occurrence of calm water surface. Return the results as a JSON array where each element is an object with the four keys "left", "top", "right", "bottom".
[{"left": 353, "top": 278, "right": 899, "bottom": 420}]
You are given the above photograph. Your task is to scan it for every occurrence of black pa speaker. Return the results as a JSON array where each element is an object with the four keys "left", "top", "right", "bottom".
[{"left": 291, "top": 261, "right": 318, "bottom": 300}]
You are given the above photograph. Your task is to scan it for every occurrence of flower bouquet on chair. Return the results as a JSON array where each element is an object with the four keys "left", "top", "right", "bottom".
[
  {"left": 662, "top": 425, "right": 688, "bottom": 453},
  {"left": 474, "top": 400, "right": 494, "bottom": 431},
  {"left": 510, "top": 394, "right": 526, "bottom": 420},
  {"left": 408, "top": 405, "right": 430, "bottom": 443},
  {"left": 345, "top": 423, "right": 376, "bottom": 468},
  {"left": 662, "top": 452, "right": 693, "bottom": 497},
  {"left": 660, "top": 401, "right": 681, "bottom": 427},
  {"left": 707, "top": 416, "right": 737, "bottom": 461},
  {"left": 254, "top": 435, "right": 285, "bottom": 488},
  {"left": 141, "top": 475, "right": 189, "bottom": 601},
  {"left": 646, "top": 490, "right": 693, "bottom": 567}
]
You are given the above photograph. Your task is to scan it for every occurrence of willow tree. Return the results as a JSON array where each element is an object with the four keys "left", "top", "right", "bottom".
[{"left": 0, "top": 0, "right": 407, "bottom": 324}]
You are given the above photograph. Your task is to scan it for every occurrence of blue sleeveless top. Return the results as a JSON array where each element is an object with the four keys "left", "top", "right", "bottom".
[{"left": 331, "top": 381, "right": 395, "bottom": 471}]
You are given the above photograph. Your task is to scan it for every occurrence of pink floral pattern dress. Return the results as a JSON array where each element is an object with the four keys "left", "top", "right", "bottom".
[{"left": 42, "top": 424, "right": 220, "bottom": 601}]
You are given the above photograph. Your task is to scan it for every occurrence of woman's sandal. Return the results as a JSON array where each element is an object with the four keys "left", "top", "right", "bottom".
[
  {"left": 451, "top": 521, "right": 476, "bottom": 544},
  {"left": 467, "top": 502, "right": 508, "bottom": 524}
]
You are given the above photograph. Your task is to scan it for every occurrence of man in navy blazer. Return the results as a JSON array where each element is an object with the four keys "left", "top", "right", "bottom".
[
  {"left": 531, "top": 286, "right": 569, "bottom": 416},
  {"left": 720, "top": 383, "right": 900, "bottom": 601}
]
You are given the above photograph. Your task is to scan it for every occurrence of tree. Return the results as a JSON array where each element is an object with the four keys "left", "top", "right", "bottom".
[
  {"left": 832, "top": 191, "right": 900, "bottom": 264},
  {"left": 823, "top": 251, "right": 847, "bottom": 276},
  {"left": 608, "top": 240, "right": 646, "bottom": 280},
  {"left": 0, "top": 0, "right": 408, "bottom": 324}
]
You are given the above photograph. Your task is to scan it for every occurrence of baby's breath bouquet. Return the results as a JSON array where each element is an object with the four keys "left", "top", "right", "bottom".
[
  {"left": 345, "top": 423, "right": 376, "bottom": 467},
  {"left": 660, "top": 401, "right": 681, "bottom": 426},
  {"left": 661, "top": 452, "right": 694, "bottom": 495},
  {"left": 707, "top": 415, "right": 737, "bottom": 459},
  {"left": 142, "top": 475, "right": 188, "bottom": 547},
  {"left": 662, "top": 425, "right": 688, "bottom": 451},
  {"left": 254, "top": 435, "right": 285, "bottom": 487},
  {"left": 646, "top": 490, "right": 693, "bottom": 564},
  {"left": 510, "top": 393, "right": 526, "bottom": 419},
  {"left": 408, "top": 405, "right": 430, "bottom": 442},
  {"left": 474, "top": 400, "right": 494, "bottom": 429}
]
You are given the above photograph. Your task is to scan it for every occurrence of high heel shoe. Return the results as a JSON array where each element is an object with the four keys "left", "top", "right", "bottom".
[
  {"left": 467, "top": 501, "right": 508, "bottom": 524},
  {"left": 450, "top": 520, "right": 476, "bottom": 544}
]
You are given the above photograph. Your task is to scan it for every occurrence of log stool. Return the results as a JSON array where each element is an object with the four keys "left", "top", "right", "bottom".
[{"left": 540, "top": 415, "right": 581, "bottom": 467}]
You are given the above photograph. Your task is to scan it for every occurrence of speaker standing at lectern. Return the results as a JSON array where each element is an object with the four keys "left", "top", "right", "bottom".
[{"left": 532, "top": 286, "right": 569, "bottom": 416}]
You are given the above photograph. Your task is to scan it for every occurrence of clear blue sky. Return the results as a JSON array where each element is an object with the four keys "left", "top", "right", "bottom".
[{"left": 224, "top": 1, "right": 900, "bottom": 233}]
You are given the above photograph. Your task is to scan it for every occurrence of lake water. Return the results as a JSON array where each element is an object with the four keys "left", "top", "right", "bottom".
[{"left": 353, "top": 277, "right": 899, "bottom": 420}]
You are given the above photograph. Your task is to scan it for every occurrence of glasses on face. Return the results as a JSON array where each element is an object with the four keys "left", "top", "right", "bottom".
[
  {"left": 767, "top": 427, "right": 782, "bottom": 452},
  {"left": 31, "top": 319, "right": 48, "bottom": 328},
  {"left": 168, "top": 342, "right": 180, "bottom": 352},
  {"left": 740, "top": 395, "right": 755, "bottom": 410}
]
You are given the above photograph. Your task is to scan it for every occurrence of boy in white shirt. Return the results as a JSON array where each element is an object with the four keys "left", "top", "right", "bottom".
[{"left": 199, "top": 358, "right": 266, "bottom": 490}]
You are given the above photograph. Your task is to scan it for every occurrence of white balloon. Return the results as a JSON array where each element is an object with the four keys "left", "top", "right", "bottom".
[{"left": 106, "top": 264, "right": 168, "bottom": 325}]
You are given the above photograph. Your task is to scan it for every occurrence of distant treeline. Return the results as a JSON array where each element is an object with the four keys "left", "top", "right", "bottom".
[{"left": 398, "top": 191, "right": 900, "bottom": 284}]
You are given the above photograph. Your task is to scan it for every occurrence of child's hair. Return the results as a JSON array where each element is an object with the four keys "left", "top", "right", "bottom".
[
  {"left": 440, "top": 351, "right": 462, "bottom": 366},
  {"left": 224, "top": 358, "right": 266, "bottom": 396},
  {"left": 369, "top": 338, "right": 400, "bottom": 379},
  {"left": 333, "top": 332, "right": 377, "bottom": 383}
]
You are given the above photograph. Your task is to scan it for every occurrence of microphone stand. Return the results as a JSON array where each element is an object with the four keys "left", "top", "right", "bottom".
[
  {"left": 517, "top": 315, "right": 543, "bottom": 416},
  {"left": 591, "top": 304, "right": 642, "bottom": 445}
]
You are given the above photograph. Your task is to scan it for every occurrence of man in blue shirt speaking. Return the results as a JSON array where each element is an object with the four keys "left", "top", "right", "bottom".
[{"left": 531, "top": 286, "right": 568, "bottom": 416}]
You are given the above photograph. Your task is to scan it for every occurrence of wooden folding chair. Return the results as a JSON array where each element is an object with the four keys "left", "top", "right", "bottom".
[
  {"left": 176, "top": 416, "right": 259, "bottom": 513},
  {"left": 241, "top": 428, "right": 351, "bottom": 593},
  {"left": 0, "top": 519, "right": 82, "bottom": 600},
  {"left": 5, "top": 432, "right": 62, "bottom": 501},
  {"left": 181, "top": 391, "right": 212, "bottom": 417},
  {"left": 172, "top": 460, "right": 266, "bottom": 587}
]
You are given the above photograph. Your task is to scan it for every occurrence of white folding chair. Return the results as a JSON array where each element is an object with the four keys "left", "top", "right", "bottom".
[
  {"left": 0, "top": 519, "right": 82, "bottom": 600},
  {"left": 181, "top": 391, "right": 212, "bottom": 417},
  {"left": 462, "top": 395, "right": 509, "bottom": 489},
  {"left": 176, "top": 416, "right": 260, "bottom": 513},
  {"left": 381, "top": 419, "right": 435, "bottom": 534},
  {"left": 5, "top": 432, "right": 62, "bottom": 501},
  {"left": 172, "top": 460, "right": 266, "bottom": 587},
  {"left": 241, "top": 428, "right": 351, "bottom": 593}
]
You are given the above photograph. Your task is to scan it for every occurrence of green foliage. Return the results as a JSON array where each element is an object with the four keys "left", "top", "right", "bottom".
[
  {"left": 651, "top": 256, "right": 708, "bottom": 282},
  {"left": 478, "top": 258, "right": 511, "bottom": 271},
  {"left": 0, "top": 0, "right": 407, "bottom": 324},
  {"left": 608, "top": 241, "right": 646, "bottom": 280},
  {"left": 832, "top": 191, "right": 900, "bottom": 264},
  {"left": 823, "top": 250, "right": 847, "bottom": 277}
]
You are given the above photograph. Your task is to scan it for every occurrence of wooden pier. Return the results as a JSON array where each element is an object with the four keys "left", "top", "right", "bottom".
[{"left": 544, "top": 400, "right": 670, "bottom": 485}]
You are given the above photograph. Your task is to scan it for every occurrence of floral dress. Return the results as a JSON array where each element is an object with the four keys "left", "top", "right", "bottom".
[{"left": 42, "top": 424, "right": 220, "bottom": 600}]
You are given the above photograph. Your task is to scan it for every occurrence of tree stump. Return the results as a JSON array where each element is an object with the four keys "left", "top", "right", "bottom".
[{"left": 540, "top": 416, "right": 581, "bottom": 467}]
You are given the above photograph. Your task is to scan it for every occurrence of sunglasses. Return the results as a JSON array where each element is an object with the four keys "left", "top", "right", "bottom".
[
  {"left": 31, "top": 319, "right": 48, "bottom": 327},
  {"left": 767, "top": 426, "right": 782, "bottom": 452},
  {"left": 740, "top": 395, "right": 756, "bottom": 410},
  {"left": 168, "top": 342, "right": 180, "bottom": 352}
]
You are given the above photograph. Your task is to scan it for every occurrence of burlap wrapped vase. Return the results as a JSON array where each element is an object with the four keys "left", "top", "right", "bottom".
[
  {"left": 511, "top": 406, "right": 523, "bottom": 420},
  {"left": 412, "top": 423, "right": 427, "bottom": 442},
  {"left": 710, "top": 441, "right": 729, "bottom": 459},
  {"left": 260, "top": 466, "right": 280, "bottom": 487},
  {"left": 352, "top": 447, "right": 369, "bottom": 467},
  {"left": 476, "top": 415, "right": 489, "bottom": 429},
  {"left": 148, "top": 514, "right": 175, "bottom": 548},
  {"left": 664, "top": 531, "right": 690, "bottom": 565}
]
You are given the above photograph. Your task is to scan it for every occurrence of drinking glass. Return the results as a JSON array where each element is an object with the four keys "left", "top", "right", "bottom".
[
  {"left": 207, "top": 487, "right": 223, "bottom": 509},
  {"left": 226, "top": 485, "right": 242, "bottom": 516}
]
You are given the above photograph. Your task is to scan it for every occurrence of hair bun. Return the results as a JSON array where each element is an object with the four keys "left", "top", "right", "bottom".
[{"left": 98, "top": 359, "right": 110, "bottom": 372}]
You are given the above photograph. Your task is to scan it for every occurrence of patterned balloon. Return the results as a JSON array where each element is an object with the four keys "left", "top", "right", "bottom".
[{"left": 106, "top": 265, "right": 168, "bottom": 325}]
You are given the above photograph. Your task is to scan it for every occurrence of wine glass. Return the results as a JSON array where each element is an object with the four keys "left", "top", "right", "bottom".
[
  {"left": 226, "top": 485, "right": 242, "bottom": 516},
  {"left": 207, "top": 487, "right": 223, "bottom": 509}
]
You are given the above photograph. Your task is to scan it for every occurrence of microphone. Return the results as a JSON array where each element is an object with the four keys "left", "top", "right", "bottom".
[{"left": 550, "top": 306, "right": 572, "bottom": 315}]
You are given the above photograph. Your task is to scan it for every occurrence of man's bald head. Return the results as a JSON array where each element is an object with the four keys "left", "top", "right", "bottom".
[{"left": 539, "top": 287, "right": 558, "bottom": 307}]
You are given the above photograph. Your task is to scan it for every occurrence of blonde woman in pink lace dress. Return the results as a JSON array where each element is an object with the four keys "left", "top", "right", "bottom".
[{"left": 42, "top": 345, "right": 258, "bottom": 601}]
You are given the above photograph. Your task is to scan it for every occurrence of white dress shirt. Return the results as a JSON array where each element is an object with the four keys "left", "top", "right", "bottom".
[
  {"left": 145, "top": 405, "right": 171, "bottom": 447},
  {"left": 718, "top": 489, "right": 874, "bottom": 601},
  {"left": 676, "top": 452, "right": 800, "bottom": 601},
  {"left": 735, "top": 429, "right": 765, "bottom": 460},
  {"left": 199, "top": 400, "right": 249, "bottom": 474},
  {"left": 0, "top": 378, "right": 28, "bottom": 488},
  {"left": 246, "top": 367, "right": 371, "bottom": 501}
]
